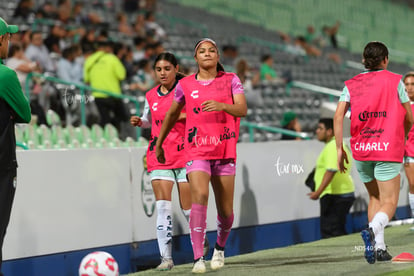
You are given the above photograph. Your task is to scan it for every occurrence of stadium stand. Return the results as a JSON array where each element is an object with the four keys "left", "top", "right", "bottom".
[{"left": 5, "top": 0, "right": 414, "bottom": 146}]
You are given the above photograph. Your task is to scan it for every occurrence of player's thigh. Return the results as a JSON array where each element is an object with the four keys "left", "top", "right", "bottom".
[
  {"left": 187, "top": 170, "right": 211, "bottom": 205},
  {"left": 150, "top": 170, "right": 175, "bottom": 200},
  {"left": 404, "top": 158, "right": 414, "bottom": 191}
]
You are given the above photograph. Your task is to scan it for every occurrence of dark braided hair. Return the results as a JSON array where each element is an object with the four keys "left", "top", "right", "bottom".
[
  {"left": 153, "top": 52, "right": 186, "bottom": 79},
  {"left": 362, "top": 41, "right": 388, "bottom": 70}
]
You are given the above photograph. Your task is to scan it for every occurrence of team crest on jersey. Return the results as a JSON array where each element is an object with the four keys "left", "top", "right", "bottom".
[{"left": 193, "top": 107, "right": 201, "bottom": 114}]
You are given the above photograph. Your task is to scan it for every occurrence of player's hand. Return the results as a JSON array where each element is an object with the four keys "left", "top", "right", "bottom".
[
  {"left": 130, "top": 116, "right": 142, "bottom": 127},
  {"left": 156, "top": 144, "right": 166, "bottom": 164},
  {"left": 201, "top": 100, "right": 224, "bottom": 112},
  {"left": 337, "top": 147, "right": 349, "bottom": 173}
]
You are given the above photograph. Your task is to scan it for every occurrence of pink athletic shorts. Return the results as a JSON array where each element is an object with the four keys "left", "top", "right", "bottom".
[{"left": 186, "top": 159, "right": 236, "bottom": 176}]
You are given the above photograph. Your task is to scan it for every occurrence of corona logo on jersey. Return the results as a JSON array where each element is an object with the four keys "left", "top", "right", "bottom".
[
  {"left": 141, "top": 155, "right": 155, "bottom": 217},
  {"left": 358, "top": 110, "right": 387, "bottom": 121}
]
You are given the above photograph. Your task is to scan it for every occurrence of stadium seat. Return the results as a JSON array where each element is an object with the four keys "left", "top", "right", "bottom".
[
  {"left": 24, "top": 124, "right": 40, "bottom": 149},
  {"left": 90, "top": 124, "right": 105, "bottom": 143},
  {"left": 64, "top": 125, "right": 78, "bottom": 146},
  {"left": 36, "top": 124, "right": 53, "bottom": 147},
  {"left": 15, "top": 125, "right": 26, "bottom": 145},
  {"left": 75, "top": 125, "right": 92, "bottom": 144},
  {"left": 46, "top": 109, "right": 61, "bottom": 127},
  {"left": 51, "top": 126, "right": 66, "bottom": 145},
  {"left": 104, "top": 124, "right": 119, "bottom": 142}
]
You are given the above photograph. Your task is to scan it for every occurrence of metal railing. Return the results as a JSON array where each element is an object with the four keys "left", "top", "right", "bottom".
[
  {"left": 25, "top": 72, "right": 141, "bottom": 138},
  {"left": 16, "top": 141, "right": 29, "bottom": 150},
  {"left": 240, "top": 120, "right": 312, "bottom": 142},
  {"left": 287, "top": 81, "right": 341, "bottom": 102}
]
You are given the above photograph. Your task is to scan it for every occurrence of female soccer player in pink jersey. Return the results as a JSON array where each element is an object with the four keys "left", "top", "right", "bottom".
[
  {"left": 335, "top": 41, "right": 413, "bottom": 264},
  {"left": 155, "top": 38, "right": 247, "bottom": 273},
  {"left": 130, "top": 52, "right": 195, "bottom": 271},
  {"left": 403, "top": 72, "right": 414, "bottom": 230}
]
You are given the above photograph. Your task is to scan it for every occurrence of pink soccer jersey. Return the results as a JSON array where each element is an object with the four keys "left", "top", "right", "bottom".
[
  {"left": 346, "top": 70, "right": 406, "bottom": 162},
  {"left": 176, "top": 72, "right": 242, "bottom": 161},
  {"left": 405, "top": 103, "right": 414, "bottom": 157},
  {"left": 145, "top": 85, "right": 186, "bottom": 172},
  {"left": 174, "top": 73, "right": 244, "bottom": 104}
]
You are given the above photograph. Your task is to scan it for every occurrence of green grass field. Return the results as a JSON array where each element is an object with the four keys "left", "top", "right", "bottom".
[{"left": 127, "top": 224, "right": 414, "bottom": 275}]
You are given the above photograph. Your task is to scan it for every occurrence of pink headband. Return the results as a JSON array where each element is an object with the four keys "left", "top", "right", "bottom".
[{"left": 194, "top": 38, "right": 218, "bottom": 56}]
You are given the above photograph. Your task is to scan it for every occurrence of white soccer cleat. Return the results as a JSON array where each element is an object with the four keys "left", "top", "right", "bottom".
[
  {"left": 192, "top": 257, "right": 206, "bottom": 274},
  {"left": 156, "top": 258, "right": 174, "bottom": 271},
  {"left": 210, "top": 248, "right": 225, "bottom": 270}
]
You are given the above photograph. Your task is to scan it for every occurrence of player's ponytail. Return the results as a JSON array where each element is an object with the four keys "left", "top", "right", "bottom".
[{"left": 217, "top": 62, "right": 225, "bottom": 72}]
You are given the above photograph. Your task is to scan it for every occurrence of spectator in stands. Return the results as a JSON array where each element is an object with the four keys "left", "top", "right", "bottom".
[
  {"left": 280, "top": 111, "right": 302, "bottom": 140},
  {"left": 25, "top": 31, "right": 56, "bottom": 73},
  {"left": 308, "top": 118, "right": 355, "bottom": 238},
  {"left": 80, "top": 29, "right": 96, "bottom": 52},
  {"left": 56, "top": 3, "right": 72, "bottom": 24},
  {"left": 36, "top": 1, "right": 58, "bottom": 19},
  {"left": 260, "top": 54, "right": 276, "bottom": 80},
  {"left": 334, "top": 41, "right": 413, "bottom": 264},
  {"left": 133, "top": 13, "right": 147, "bottom": 38},
  {"left": 129, "top": 59, "right": 155, "bottom": 93},
  {"left": 14, "top": 0, "right": 35, "bottom": 21},
  {"left": 7, "top": 43, "right": 47, "bottom": 126},
  {"left": 304, "top": 24, "right": 328, "bottom": 48},
  {"left": 280, "top": 33, "right": 306, "bottom": 56},
  {"left": 55, "top": 6, "right": 86, "bottom": 42},
  {"left": 80, "top": 40, "right": 95, "bottom": 61},
  {"left": 0, "top": 18, "right": 31, "bottom": 275},
  {"left": 144, "top": 11, "right": 167, "bottom": 42},
  {"left": 57, "top": 45, "right": 83, "bottom": 84},
  {"left": 72, "top": 1, "right": 102, "bottom": 25},
  {"left": 155, "top": 38, "right": 247, "bottom": 273},
  {"left": 116, "top": 12, "right": 135, "bottom": 37},
  {"left": 44, "top": 22, "right": 68, "bottom": 55},
  {"left": 123, "top": 0, "right": 140, "bottom": 13},
  {"left": 403, "top": 72, "right": 414, "bottom": 231},
  {"left": 152, "top": 41, "right": 165, "bottom": 58},
  {"left": 145, "top": 0, "right": 157, "bottom": 11},
  {"left": 142, "top": 42, "right": 157, "bottom": 62},
  {"left": 114, "top": 42, "right": 135, "bottom": 81},
  {"left": 10, "top": 27, "right": 31, "bottom": 50},
  {"left": 83, "top": 41, "right": 129, "bottom": 133},
  {"left": 72, "top": 43, "right": 84, "bottom": 66},
  {"left": 304, "top": 25, "right": 317, "bottom": 45},
  {"left": 96, "top": 29, "right": 109, "bottom": 42},
  {"left": 57, "top": 0, "right": 71, "bottom": 10},
  {"left": 130, "top": 52, "right": 198, "bottom": 271},
  {"left": 259, "top": 54, "right": 286, "bottom": 84},
  {"left": 221, "top": 45, "right": 238, "bottom": 68},
  {"left": 294, "top": 36, "right": 322, "bottom": 57},
  {"left": 132, "top": 36, "right": 146, "bottom": 63},
  {"left": 6, "top": 43, "right": 39, "bottom": 92},
  {"left": 322, "top": 21, "right": 341, "bottom": 49},
  {"left": 295, "top": 35, "right": 341, "bottom": 64},
  {"left": 235, "top": 58, "right": 262, "bottom": 107}
]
